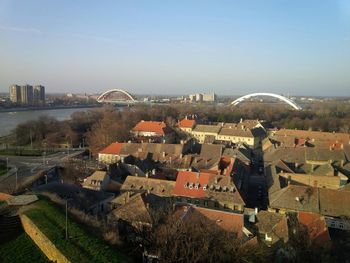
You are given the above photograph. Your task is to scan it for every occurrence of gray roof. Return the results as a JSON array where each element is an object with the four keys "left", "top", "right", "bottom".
[
  {"left": 33, "top": 183, "right": 114, "bottom": 211},
  {"left": 193, "top": 125, "right": 221, "bottom": 134}
]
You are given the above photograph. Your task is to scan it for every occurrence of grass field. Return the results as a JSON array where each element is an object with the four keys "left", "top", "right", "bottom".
[
  {"left": 0, "top": 233, "right": 50, "bottom": 263},
  {"left": 24, "top": 199, "right": 129, "bottom": 263}
]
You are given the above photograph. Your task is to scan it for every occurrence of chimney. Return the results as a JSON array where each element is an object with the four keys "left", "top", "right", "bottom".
[
  {"left": 152, "top": 169, "right": 156, "bottom": 175},
  {"left": 146, "top": 172, "right": 149, "bottom": 178},
  {"left": 180, "top": 153, "right": 183, "bottom": 159},
  {"left": 255, "top": 207, "right": 258, "bottom": 215},
  {"left": 196, "top": 172, "right": 200, "bottom": 179},
  {"left": 162, "top": 151, "right": 166, "bottom": 157},
  {"left": 240, "top": 118, "right": 243, "bottom": 123}
]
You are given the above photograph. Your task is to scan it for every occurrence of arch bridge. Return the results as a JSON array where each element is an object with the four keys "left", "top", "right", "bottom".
[
  {"left": 97, "top": 89, "right": 137, "bottom": 104},
  {"left": 231, "top": 92, "right": 302, "bottom": 110}
]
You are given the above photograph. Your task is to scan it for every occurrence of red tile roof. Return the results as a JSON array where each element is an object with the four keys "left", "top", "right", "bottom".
[
  {"left": 0, "top": 192, "right": 13, "bottom": 201},
  {"left": 298, "top": 212, "right": 331, "bottom": 246},
  {"left": 178, "top": 118, "right": 196, "bottom": 129},
  {"left": 99, "top": 142, "right": 124, "bottom": 154},
  {"left": 132, "top": 121, "right": 171, "bottom": 135},
  {"left": 173, "top": 171, "right": 211, "bottom": 198},
  {"left": 193, "top": 207, "right": 244, "bottom": 235}
]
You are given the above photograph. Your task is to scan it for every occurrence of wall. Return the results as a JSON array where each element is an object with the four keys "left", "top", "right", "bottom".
[{"left": 20, "top": 214, "right": 71, "bottom": 263}]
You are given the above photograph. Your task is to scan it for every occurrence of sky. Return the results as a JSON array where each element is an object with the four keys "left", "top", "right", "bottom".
[{"left": 0, "top": 0, "right": 350, "bottom": 96}]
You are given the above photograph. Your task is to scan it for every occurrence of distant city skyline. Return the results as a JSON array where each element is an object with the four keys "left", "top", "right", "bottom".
[{"left": 0, "top": 0, "right": 349, "bottom": 96}]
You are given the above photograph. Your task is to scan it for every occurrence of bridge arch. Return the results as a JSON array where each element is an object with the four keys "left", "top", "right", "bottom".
[
  {"left": 97, "top": 89, "right": 136, "bottom": 103},
  {"left": 231, "top": 92, "right": 301, "bottom": 110}
]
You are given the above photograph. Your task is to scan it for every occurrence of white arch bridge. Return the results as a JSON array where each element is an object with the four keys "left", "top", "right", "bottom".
[
  {"left": 97, "top": 89, "right": 137, "bottom": 104},
  {"left": 231, "top": 92, "right": 302, "bottom": 110}
]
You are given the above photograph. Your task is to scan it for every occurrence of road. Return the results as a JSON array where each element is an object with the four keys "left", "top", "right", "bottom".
[{"left": 0, "top": 150, "right": 85, "bottom": 193}]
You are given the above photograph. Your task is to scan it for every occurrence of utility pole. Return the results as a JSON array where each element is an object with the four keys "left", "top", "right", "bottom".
[
  {"left": 15, "top": 171, "right": 17, "bottom": 191},
  {"left": 65, "top": 199, "right": 68, "bottom": 240}
]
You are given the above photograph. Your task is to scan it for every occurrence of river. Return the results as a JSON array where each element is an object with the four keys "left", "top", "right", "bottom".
[{"left": 0, "top": 107, "right": 95, "bottom": 136}]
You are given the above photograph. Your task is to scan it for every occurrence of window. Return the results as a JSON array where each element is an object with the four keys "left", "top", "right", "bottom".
[
  {"left": 194, "top": 200, "right": 200, "bottom": 205},
  {"left": 204, "top": 200, "right": 208, "bottom": 207},
  {"left": 224, "top": 204, "right": 228, "bottom": 209},
  {"left": 214, "top": 202, "right": 219, "bottom": 208}
]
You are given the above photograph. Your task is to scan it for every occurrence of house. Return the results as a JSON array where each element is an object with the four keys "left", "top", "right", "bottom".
[
  {"left": 191, "top": 125, "right": 221, "bottom": 144},
  {"left": 174, "top": 204, "right": 244, "bottom": 237},
  {"left": 98, "top": 142, "right": 186, "bottom": 165},
  {"left": 82, "top": 171, "right": 110, "bottom": 191},
  {"left": 255, "top": 210, "right": 289, "bottom": 246},
  {"left": 271, "top": 128, "right": 350, "bottom": 148},
  {"left": 217, "top": 126, "right": 266, "bottom": 149},
  {"left": 193, "top": 206, "right": 244, "bottom": 235},
  {"left": 268, "top": 184, "right": 350, "bottom": 231},
  {"left": 131, "top": 120, "right": 174, "bottom": 143},
  {"left": 33, "top": 183, "right": 114, "bottom": 215},
  {"left": 172, "top": 171, "right": 245, "bottom": 212},
  {"left": 178, "top": 117, "right": 196, "bottom": 133},
  {"left": 120, "top": 175, "right": 175, "bottom": 198},
  {"left": 109, "top": 191, "right": 171, "bottom": 228},
  {"left": 298, "top": 212, "right": 331, "bottom": 246}
]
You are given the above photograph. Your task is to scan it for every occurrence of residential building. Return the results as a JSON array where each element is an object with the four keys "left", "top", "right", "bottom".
[
  {"left": 131, "top": 120, "right": 174, "bottom": 143},
  {"left": 98, "top": 142, "right": 186, "bottom": 165},
  {"left": 120, "top": 175, "right": 175, "bottom": 197},
  {"left": 82, "top": 171, "right": 110, "bottom": 191},
  {"left": 9, "top": 84, "right": 21, "bottom": 103},
  {"left": 298, "top": 212, "right": 331, "bottom": 246},
  {"left": 202, "top": 92, "right": 217, "bottom": 102},
  {"left": 33, "top": 85, "right": 45, "bottom": 104},
  {"left": 33, "top": 183, "right": 114, "bottom": 215},
  {"left": 20, "top": 84, "right": 33, "bottom": 104},
  {"left": 255, "top": 210, "right": 289, "bottom": 246},
  {"left": 178, "top": 117, "right": 196, "bottom": 133},
  {"left": 173, "top": 171, "right": 245, "bottom": 213},
  {"left": 268, "top": 184, "right": 350, "bottom": 230},
  {"left": 191, "top": 125, "right": 221, "bottom": 143}
]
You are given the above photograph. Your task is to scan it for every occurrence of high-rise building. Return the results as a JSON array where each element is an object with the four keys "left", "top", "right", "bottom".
[
  {"left": 33, "top": 85, "right": 45, "bottom": 104},
  {"left": 20, "top": 84, "right": 33, "bottom": 104},
  {"left": 9, "top": 84, "right": 21, "bottom": 103},
  {"left": 202, "top": 92, "right": 217, "bottom": 102}
]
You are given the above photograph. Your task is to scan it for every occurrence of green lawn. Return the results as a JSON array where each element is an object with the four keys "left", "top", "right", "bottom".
[
  {"left": 0, "top": 233, "right": 51, "bottom": 263},
  {"left": 24, "top": 199, "right": 129, "bottom": 263}
]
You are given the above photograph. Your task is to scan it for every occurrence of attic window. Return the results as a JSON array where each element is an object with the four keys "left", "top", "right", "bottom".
[
  {"left": 195, "top": 183, "right": 200, "bottom": 189},
  {"left": 189, "top": 183, "right": 194, "bottom": 189},
  {"left": 230, "top": 187, "right": 235, "bottom": 193},
  {"left": 215, "top": 185, "right": 221, "bottom": 191},
  {"left": 139, "top": 185, "right": 143, "bottom": 190},
  {"left": 203, "top": 184, "right": 208, "bottom": 191},
  {"left": 130, "top": 184, "right": 134, "bottom": 188}
]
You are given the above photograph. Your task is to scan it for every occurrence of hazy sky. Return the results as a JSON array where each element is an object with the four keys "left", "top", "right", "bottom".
[{"left": 0, "top": 0, "right": 349, "bottom": 96}]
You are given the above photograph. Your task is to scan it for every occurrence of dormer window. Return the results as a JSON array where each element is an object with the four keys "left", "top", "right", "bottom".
[{"left": 184, "top": 182, "right": 188, "bottom": 188}]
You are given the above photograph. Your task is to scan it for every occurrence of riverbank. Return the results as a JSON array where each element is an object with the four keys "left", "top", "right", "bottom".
[{"left": 0, "top": 104, "right": 102, "bottom": 113}]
